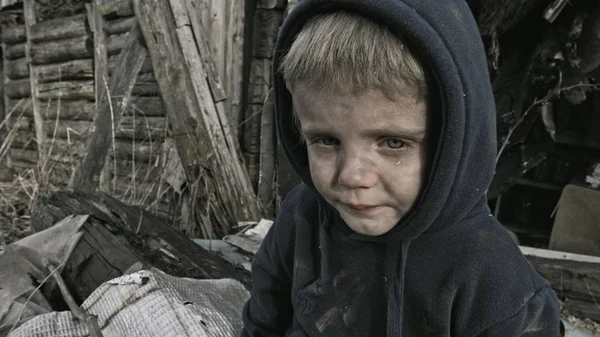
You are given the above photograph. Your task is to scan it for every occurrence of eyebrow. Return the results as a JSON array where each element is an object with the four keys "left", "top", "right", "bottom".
[{"left": 301, "top": 125, "right": 427, "bottom": 139}]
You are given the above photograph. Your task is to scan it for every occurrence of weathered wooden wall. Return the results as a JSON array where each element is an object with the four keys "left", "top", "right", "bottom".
[
  {"left": 1, "top": 2, "right": 177, "bottom": 221},
  {"left": 1, "top": 0, "right": 275, "bottom": 233}
]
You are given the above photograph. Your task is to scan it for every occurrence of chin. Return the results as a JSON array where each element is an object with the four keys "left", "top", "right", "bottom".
[{"left": 343, "top": 217, "right": 397, "bottom": 236}]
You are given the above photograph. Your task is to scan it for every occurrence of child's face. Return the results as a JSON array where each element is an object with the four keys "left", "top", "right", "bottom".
[{"left": 292, "top": 86, "right": 430, "bottom": 236}]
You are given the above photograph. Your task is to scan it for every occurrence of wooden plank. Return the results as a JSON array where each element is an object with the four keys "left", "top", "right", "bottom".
[
  {"left": 106, "top": 32, "right": 129, "bottom": 55},
  {"left": 38, "top": 80, "right": 96, "bottom": 100},
  {"left": 0, "top": 39, "right": 5, "bottom": 157},
  {"left": 244, "top": 104, "right": 263, "bottom": 154},
  {"left": 23, "top": 0, "right": 45, "bottom": 163},
  {"left": 208, "top": 1, "right": 227, "bottom": 91},
  {"left": 5, "top": 57, "right": 28, "bottom": 79},
  {"left": 8, "top": 96, "right": 165, "bottom": 120},
  {"left": 108, "top": 54, "right": 153, "bottom": 74},
  {"left": 522, "top": 247, "right": 600, "bottom": 311},
  {"left": 185, "top": 0, "right": 226, "bottom": 102},
  {"left": 7, "top": 79, "right": 100, "bottom": 101},
  {"left": 1, "top": 25, "right": 25, "bottom": 44},
  {"left": 71, "top": 25, "right": 147, "bottom": 192},
  {"left": 11, "top": 115, "right": 166, "bottom": 141},
  {"left": 30, "top": 36, "right": 93, "bottom": 64},
  {"left": 248, "top": 58, "right": 271, "bottom": 104},
  {"left": 227, "top": 0, "right": 245, "bottom": 130},
  {"left": 134, "top": 0, "right": 261, "bottom": 231},
  {"left": 104, "top": 16, "right": 137, "bottom": 35},
  {"left": 32, "top": 190, "right": 252, "bottom": 304},
  {"left": 88, "top": 1, "right": 109, "bottom": 123},
  {"left": 256, "top": 0, "right": 286, "bottom": 9},
  {"left": 37, "top": 59, "right": 94, "bottom": 83},
  {"left": 174, "top": 0, "right": 258, "bottom": 217},
  {"left": 29, "top": 14, "right": 88, "bottom": 43},
  {"left": 97, "top": 0, "right": 134, "bottom": 17},
  {"left": 257, "top": 90, "right": 276, "bottom": 213},
  {"left": 5, "top": 42, "right": 25, "bottom": 60},
  {"left": 252, "top": 10, "right": 283, "bottom": 58}
]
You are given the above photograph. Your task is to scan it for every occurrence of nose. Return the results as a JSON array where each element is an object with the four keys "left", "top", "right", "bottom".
[{"left": 336, "top": 150, "right": 377, "bottom": 189}]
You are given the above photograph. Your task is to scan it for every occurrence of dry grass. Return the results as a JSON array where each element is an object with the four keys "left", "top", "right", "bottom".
[{"left": 0, "top": 96, "right": 194, "bottom": 251}]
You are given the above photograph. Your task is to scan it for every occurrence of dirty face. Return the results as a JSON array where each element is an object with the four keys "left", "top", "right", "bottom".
[{"left": 292, "top": 87, "right": 430, "bottom": 236}]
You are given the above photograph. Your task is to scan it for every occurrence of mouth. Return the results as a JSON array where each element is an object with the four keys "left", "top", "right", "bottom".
[{"left": 344, "top": 204, "right": 381, "bottom": 214}]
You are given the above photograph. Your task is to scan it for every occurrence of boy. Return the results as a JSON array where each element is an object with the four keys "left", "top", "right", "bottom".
[{"left": 242, "top": 0, "right": 561, "bottom": 336}]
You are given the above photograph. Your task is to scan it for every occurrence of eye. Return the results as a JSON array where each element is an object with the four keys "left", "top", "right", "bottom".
[
  {"left": 319, "top": 137, "right": 340, "bottom": 146},
  {"left": 385, "top": 138, "right": 406, "bottom": 149}
]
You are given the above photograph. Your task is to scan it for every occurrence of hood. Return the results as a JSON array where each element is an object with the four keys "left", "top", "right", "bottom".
[{"left": 274, "top": 0, "right": 497, "bottom": 239}]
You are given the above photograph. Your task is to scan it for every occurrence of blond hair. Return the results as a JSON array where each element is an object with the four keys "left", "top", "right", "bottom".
[{"left": 280, "top": 11, "right": 428, "bottom": 102}]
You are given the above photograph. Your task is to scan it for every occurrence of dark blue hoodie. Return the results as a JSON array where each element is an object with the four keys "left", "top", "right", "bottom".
[{"left": 241, "top": 0, "right": 561, "bottom": 336}]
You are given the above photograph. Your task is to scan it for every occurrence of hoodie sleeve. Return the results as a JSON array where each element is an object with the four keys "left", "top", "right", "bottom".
[
  {"left": 240, "top": 187, "right": 299, "bottom": 337},
  {"left": 476, "top": 286, "right": 561, "bottom": 337}
]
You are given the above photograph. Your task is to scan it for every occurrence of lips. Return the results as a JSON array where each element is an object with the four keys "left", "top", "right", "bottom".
[{"left": 345, "top": 203, "right": 381, "bottom": 214}]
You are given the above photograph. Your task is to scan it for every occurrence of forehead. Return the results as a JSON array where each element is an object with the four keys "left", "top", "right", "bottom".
[{"left": 292, "top": 87, "right": 429, "bottom": 134}]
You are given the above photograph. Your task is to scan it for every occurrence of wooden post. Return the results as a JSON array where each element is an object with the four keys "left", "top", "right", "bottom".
[
  {"left": 23, "top": 0, "right": 45, "bottom": 166},
  {"left": 86, "top": 1, "right": 112, "bottom": 193},
  {"left": 227, "top": 0, "right": 246, "bottom": 135},
  {"left": 134, "top": 0, "right": 261, "bottom": 233},
  {"left": 257, "top": 90, "right": 276, "bottom": 215},
  {"left": 71, "top": 25, "right": 147, "bottom": 192}
]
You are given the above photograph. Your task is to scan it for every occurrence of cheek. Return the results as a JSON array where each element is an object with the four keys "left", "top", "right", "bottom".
[
  {"left": 307, "top": 150, "right": 335, "bottom": 189},
  {"left": 386, "top": 154, "right": 428, "bottom": 198}
]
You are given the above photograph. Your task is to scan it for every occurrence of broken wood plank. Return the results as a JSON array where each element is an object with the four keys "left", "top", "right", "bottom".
[
  {"left": 71, "top": 24, "right": 147, "bottom": 192},
  {"left": 30, "top": 36, "right": 93, "bottom": 64},
  {"left": 31, "top": 190, "right": 252, "bottom": 302},
  {"left": 29, "top": 14, "right": 88, "bottom": 43},
  {"left": 134, "top": 0, "right": 261, "bottom": 233},
  {"left": 522, "top": 247, "right": 600, "bottom": 308},
  {"left": 1, "top": 25, "right": 25, "bottom": 44}
]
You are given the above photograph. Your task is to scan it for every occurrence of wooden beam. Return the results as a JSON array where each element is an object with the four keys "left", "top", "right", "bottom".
[
  {"left": 257, "top": 91, "right": 276, "bottom": 214},
  {"left": 23, "top": 0, "right": 45, "bottom": 165},
  {"left": 31, "top": 190, "right": 252, "bottom": 304},
  {"left": 5, "top": 43, "right": 25, "bottom": 60},
  {"left": 8, "top": 96, "right": 165, "bottom": 120},
  {"left": 104, "top": 16, "right": 137, "bottom": 35},
  {"left": 522, "top": 247, "right": 600, "bottom": 317},
  {"left": 1, "top": 25, "right": 25, "bottom": 44},
  {"left": 71, "top": 25, "right": 147, "bottom": 192},
  {"left": 30, "top": 36, "right": 93, "bottom": 64},
  {"left": 134, "top": 0, "right": 261, "bottom": 232},
  {"left": 227, "top": 0, "right": 246, "bottom": 131},
  {"left": 29, "top": 14, "right": 88, "bottom": 43},
  {"left": 5, "top": 58, "right": 95, "bottom": 82}
]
